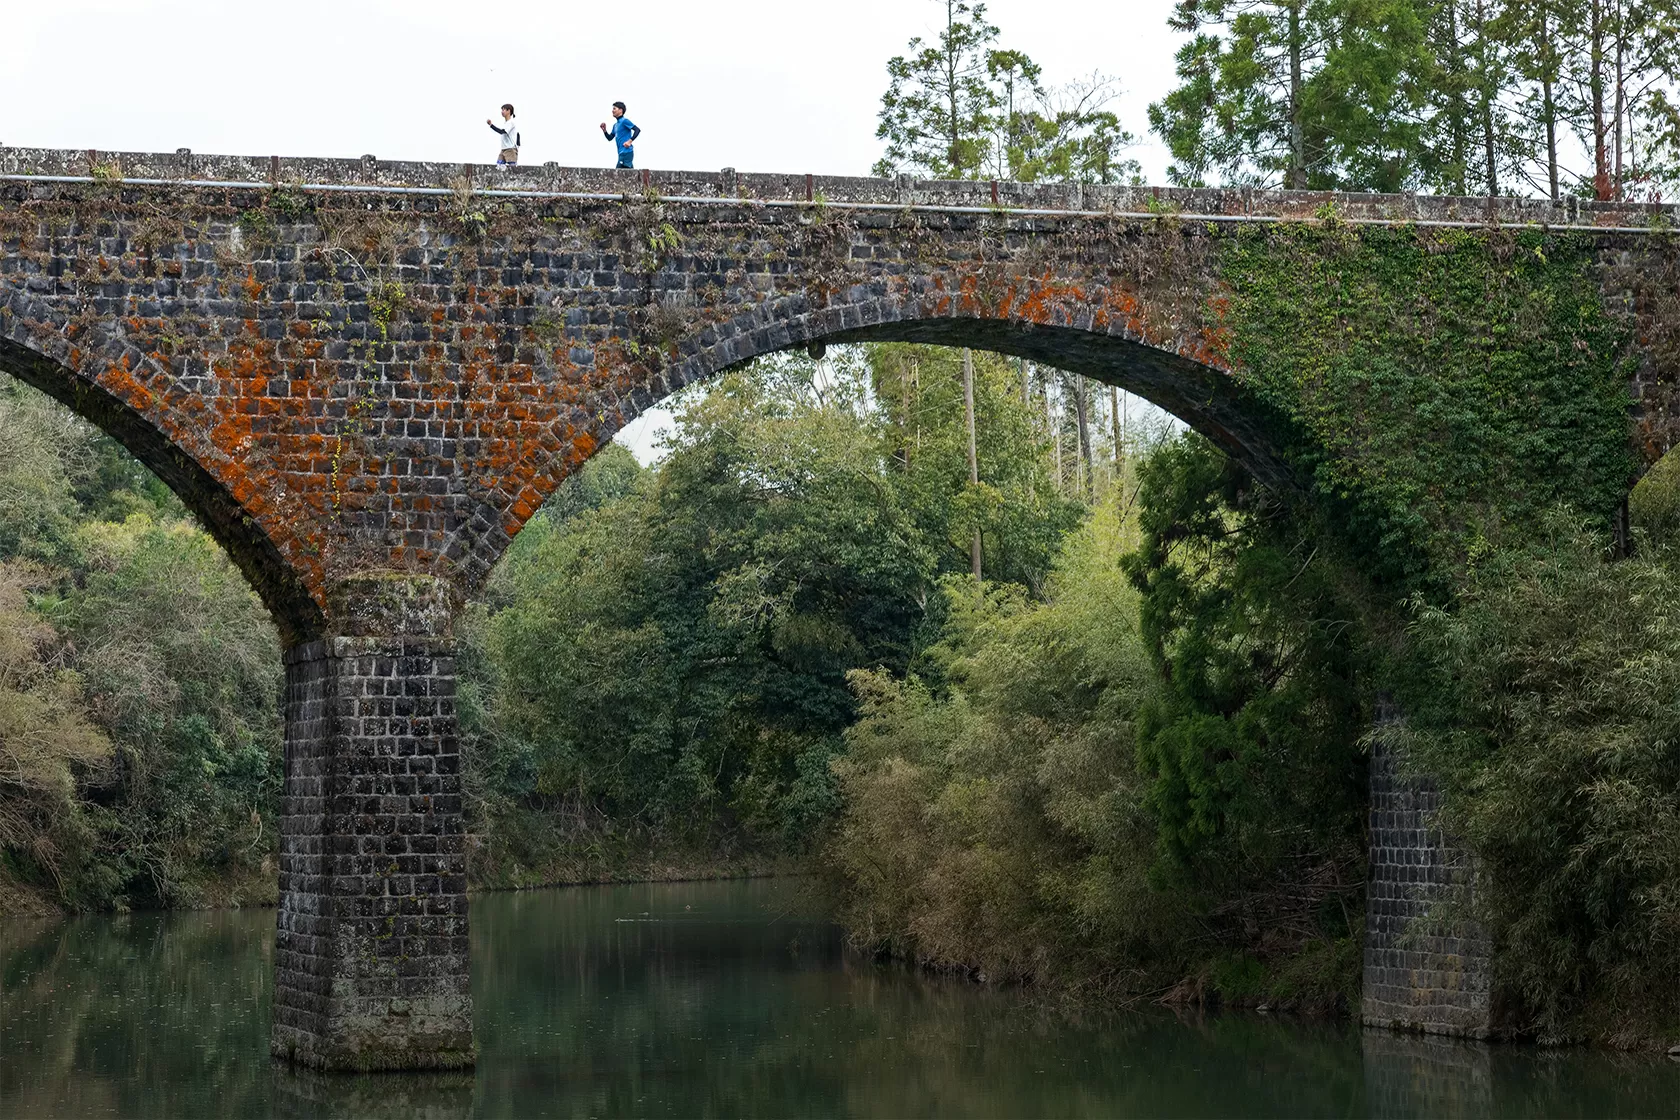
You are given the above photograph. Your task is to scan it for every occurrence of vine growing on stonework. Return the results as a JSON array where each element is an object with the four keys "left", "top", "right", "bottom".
[{"left": 1213, "top": 223, "right": 1637, "bottom": 585}]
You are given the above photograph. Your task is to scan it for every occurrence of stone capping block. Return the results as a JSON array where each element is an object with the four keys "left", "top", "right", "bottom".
[
  {"left": 3, "top": 145, "right": 1677, "bottom": 228},
  {"left": 325, "top": 572, "right": 458, "bottom": 640}
]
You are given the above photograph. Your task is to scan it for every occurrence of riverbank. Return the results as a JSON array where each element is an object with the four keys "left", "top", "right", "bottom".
[
  {"left": 465, "top": 839, "right": 795, "bottom": 894},
  {"left": 0, "top": 850, "right": 797, "bottom": 922},
  {"left": 0, "top": 871, "right": 59, "bottom": 920}
]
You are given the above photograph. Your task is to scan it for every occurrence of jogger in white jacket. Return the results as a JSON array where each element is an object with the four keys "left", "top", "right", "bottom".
[{"left": 487, "top": 104, "right": 520, "bottom": 166}]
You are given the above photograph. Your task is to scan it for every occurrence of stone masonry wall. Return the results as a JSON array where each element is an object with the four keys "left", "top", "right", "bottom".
[
  {"left": 272, "top": 637, "right": 473, "bottom": 1071},
  {"left": 1363, "top": 712, "right": 1494, "bottom": 1038},
  {"left": 0, "top": 157, "right": 1262, "bottom": 641}
]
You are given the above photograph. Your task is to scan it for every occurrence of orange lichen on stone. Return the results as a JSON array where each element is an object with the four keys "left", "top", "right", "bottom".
[
  {"left": 1017, "top": 272, "right": 1088, "bottom": 327},
  {"left": 100, "top": 359, "right": 155, "bottom": 411}
]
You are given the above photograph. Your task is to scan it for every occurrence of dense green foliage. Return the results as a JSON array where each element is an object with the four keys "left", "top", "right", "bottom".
[
  {"left": 1123, "top": 437, "right": 1368, "bottom": 881},
  {"left": 1395, "top": 512, "right": 1680, "bottom": 1041},
  {"left": 0, "top": 382, "right": 281, "bottom": 913},
  {"left": 828, "top": 502, "right": 1184, "bottom": 994},
  {"left": 827, "top": 436, "right": 1366, "bottom": 1010},
  {"left": 458, "top": 348, "right": 1078, "bottom": 886},
  {"left": 0, "top": 562, "right": 111, "bottom": 907},
  {"left": 1151, "top": 0, "right": 1434, "bottom": 190},
  {"left": 1150, "top": 0, "right": 1680, "bottom": 199},
  {"left": 1220, "top": 223, "right": 1635, "bottom": 580},
  {"left": 1129, "top": 6, "right": 1680, "bottom": 1037}
]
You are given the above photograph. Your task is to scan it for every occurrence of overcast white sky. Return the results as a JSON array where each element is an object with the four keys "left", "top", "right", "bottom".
[{"left": 1, "top": 0, "right": 1188, "bottom": 459}]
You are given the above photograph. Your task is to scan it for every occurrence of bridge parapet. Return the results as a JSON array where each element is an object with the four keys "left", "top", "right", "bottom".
[{"left": 4, "top": 146, "right": 1677, "bottom": 229}]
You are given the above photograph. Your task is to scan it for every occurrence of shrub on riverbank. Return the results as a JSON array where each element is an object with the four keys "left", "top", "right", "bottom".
[
  {"left": 1395, "top": 514, "right": 1680, "bottom": 1043},
  {"left": 0, "top": 559, "right": 111, "bottom": 912},
  {"left": 0, "top": 382, "right": 281, "bottom": 915},
  {"left": 825, "top": 442, "right": 1371, "bottom": 1010},
  {"left": 827, "top": 501, "right": 1195, "bottom": 997}
]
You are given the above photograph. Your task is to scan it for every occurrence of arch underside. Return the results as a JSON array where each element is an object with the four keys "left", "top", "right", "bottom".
[
  {"left": 2, "top": 301, "right": 1305, "bottom": 632},
  {"left": 638, "top": 307, "right": 1307, "bottom": 497},
  {"left": 827, "top": 319, "right": 1300, "bottom": 491},
  {"left": 0, "top": 339, "right": 326, "bottom": 645}
]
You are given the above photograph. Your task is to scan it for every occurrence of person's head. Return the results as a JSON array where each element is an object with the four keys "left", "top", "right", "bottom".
[
  {"left": 501, "top": 103, "right": 515, "bottom": 119},
  {"left": 611, "top": 101, "right": 626, "bottom": 118}
]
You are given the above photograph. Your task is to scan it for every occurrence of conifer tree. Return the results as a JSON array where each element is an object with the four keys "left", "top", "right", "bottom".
[
  {"left": 1149, "top": 0, "right": 1326, "bottom": 187},
  {"left": 873, "top": 2, "right": 1140, "bottom": 184},
  {"left": 874, "top": 0, "right": 1004, "bottom": 179}
]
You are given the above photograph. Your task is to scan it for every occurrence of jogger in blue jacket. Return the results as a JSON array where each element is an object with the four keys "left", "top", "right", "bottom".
[{"left": 600, "top": 102, "right": 640, "bottom": 169}]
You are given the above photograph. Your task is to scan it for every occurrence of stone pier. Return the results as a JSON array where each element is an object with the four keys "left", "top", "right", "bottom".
[
  {"left": 270, "top": 581, "right": 473, "bottom": 1071},
  {"left": 1362, "top": 711, "right": 1494, "bottom": 1038}
]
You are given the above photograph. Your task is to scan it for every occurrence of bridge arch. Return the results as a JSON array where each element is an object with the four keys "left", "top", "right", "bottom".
[
  {"left": 0, "top": 309, "right": 326, "bottom": 644},
  {"left": 531, "top": 290, "right": 1308, "bottom": 556}
]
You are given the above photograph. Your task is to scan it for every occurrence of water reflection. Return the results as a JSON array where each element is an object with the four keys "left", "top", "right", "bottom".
[{"left": 2, "top": 880, "right": 1675, "bottom": 1118}]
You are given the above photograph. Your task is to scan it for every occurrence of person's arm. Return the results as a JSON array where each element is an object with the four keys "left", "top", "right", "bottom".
[
  {"left": 628, "top": 124, "right": 640, "bottom": 144},
  {"left": 489, "top": 120, "right": 509, "bottom": 136},
  {"left": 602, "top": 122, "right": 614, "bottom": 140}
]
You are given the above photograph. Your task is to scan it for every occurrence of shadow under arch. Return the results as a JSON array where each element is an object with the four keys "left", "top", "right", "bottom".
[{"left": 0, "top": 338, "right": 326, "bottom": 645}]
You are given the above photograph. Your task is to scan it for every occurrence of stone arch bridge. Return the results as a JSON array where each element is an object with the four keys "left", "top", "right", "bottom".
[{"left": 3, "top": 147, "right": 1677, "bottom": 1069}]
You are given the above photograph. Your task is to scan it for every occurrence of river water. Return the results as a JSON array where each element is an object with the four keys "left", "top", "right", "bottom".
[{"left": 2, "top": 879, "right": 1675, "bottom": 1118}]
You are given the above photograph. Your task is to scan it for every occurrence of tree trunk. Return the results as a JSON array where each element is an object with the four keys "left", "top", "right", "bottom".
[
  {"left": 963, "top": 347, "right": 982, "bottom": 582},
  {"left": 1048, "top": 377, "right": 1062, "bottom": 492},
  {"left": 913, "top": 358, "right": 921, "bottom": 457},
  {"left": 945, "top": 0, "right": 961, "bottom": 175},
  {"left": 1591, "top": 0, "right": 1613, "bottom": 200},
  {"left": 1073, "top": 374, "right": 1093, "bottom": 499},
  {"left": 1288, "top": 1, "right": 1307, "bottom": 188},
  {"left": 1021, "top": 359, "right": 1035, "bottom": 499},
  {"left": 1613, "top": 0, "right": 1625, "bottom": 199},
  {"left": 1541, "top": 12, "right": 1559, "bottom": 201},
  {"left": 898, "top": 354, "right": 911, "bottom": 469},
  {"left": 1482, "top": 101, "right": 1498, "bottom": 198},
  {"left": 1444, "top": 1, "right": 1469, "bottom": 195},
  {"left": 1110, "top": 385, "right": 1123, "bottom": 472},
  {"left": 1475, "top": 0, "right": 1498, "bottom": 197}
]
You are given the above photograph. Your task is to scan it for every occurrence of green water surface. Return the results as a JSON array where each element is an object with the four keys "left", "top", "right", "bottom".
[{"left": 1, "top": 879, "right": 1675, "bottom": 1118}]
